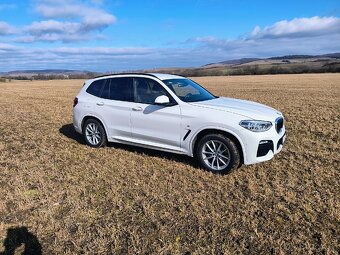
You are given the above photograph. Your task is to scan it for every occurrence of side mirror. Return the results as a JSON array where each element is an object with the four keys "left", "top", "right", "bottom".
[{"left": 154, "top": 95, "right": 170, "bottom": 105}]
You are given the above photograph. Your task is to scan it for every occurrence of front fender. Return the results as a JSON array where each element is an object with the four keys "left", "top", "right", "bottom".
[{"left": 187, "top": 124, "right": 246, "bottom": 160}]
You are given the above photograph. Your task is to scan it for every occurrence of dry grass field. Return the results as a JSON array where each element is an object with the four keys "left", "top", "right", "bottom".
[{"left": 0, "top": 74, "right": 339, "bottom": 254}]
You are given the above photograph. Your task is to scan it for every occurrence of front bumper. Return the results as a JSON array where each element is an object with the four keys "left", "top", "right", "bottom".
[{"left": 240, "top": 126, "right": 286, "bottom": 165}]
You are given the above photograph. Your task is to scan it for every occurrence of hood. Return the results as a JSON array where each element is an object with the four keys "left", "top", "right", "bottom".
[{"left": 189, "top": 97, "right": 282, "bottom": 120}]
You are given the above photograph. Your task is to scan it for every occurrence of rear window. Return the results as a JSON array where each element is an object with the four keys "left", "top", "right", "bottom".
[{"left": 86, "top": 79, "right": 105, "bottom": 97}]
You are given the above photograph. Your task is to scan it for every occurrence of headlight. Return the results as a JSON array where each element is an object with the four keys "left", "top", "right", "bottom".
[{"left": 239, "top": 120, "right": 272, "bottom": 132}]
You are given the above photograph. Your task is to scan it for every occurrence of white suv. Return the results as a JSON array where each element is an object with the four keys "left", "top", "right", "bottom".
[{"left": 73, "top": 73, "right": 286, "bottom": 174}]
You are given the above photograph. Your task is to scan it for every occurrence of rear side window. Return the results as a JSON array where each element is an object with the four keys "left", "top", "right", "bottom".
[
  {"left": 101, "top": 81, "right": 110, "bottom": 99},
  {"left": 86, "top": 79, "right": 105, "bottom": 97},
  {"left": 86, "top": 78, "right": 132, "bottom": 102},
  {"left": 109, "top": 77, "right": 132, "bottom": 102}
]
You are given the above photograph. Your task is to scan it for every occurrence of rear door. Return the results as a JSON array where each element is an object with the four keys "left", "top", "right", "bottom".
[
  {"left": 130, "top": 77, "right": 182, "bottom": 151},
  {"left": 90, "top": 77, "right": 133, "bottom": 140}
]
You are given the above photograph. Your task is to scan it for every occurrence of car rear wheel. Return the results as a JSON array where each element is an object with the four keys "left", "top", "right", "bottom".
[
  {"left": 196, "top": 134, "right": 240, "bottom": 174},
  {"left": 83, "top": 119, "right": 107, "bottom": 148}
]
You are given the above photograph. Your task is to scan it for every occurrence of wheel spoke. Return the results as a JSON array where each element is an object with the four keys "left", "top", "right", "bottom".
[
  {"left": 211, "top": 141, "right": 216, "bottom": 150},
  {"left": 217, "top": 143, "right": 222, "bottom": 153},
  {"left": 89, "top": 136, "right": 93, "bottom": 144},
  {"left": 206, "top": 143, "right": 214, "bottom": 152},
  {"left": 203, "top": 155, "right": 214, "bottom": 160},
  {"left": 218, "top": 157, "right": 227, "bottom": 166},
  {"left": 212, "top": 157, "right": 216, "bottom": 168},
  {"left": 220, "top": 154, "right": 229, "bottom": 160},
  {"left": 216, "top": 157, "right": 220, "bottom": 169},
  {"left": 220, "top": 148, "right": 227, "bottom": 153}
]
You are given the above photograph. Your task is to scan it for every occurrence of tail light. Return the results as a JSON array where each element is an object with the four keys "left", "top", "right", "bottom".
[{"left": 73, "top": 97, "right": 78, "bottom": 107}]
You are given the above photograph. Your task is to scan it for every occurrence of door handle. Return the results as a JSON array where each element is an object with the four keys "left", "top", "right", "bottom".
[
  {"left": 132, "top": 106, "right": 143, "bottom": 111},
  {"left": 96, "top": 102, "right": 104, "bottom": 106}
]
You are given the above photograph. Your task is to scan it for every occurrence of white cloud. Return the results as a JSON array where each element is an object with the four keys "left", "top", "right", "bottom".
[
  {"left": 1, "top": 16, "right": 340, "bottom": 71},
  {"left": 51, "top": 47, "right": 154, "bottom": 55},
  {"left": 188, "top": 16, "right": 340, "bottom": 60},
  {"left": 22, "top": 20, "right": 87, "bottom": 42},
  {"left": 0, "top": 21, "right": 17, "bottom": 35},
  {"left": 35, "top": 1, "right": 116, "bottom": 29},
  {"left": 0, "top": 44, "right": 162, "bottom": 71},
  {"left": 21, "top": 17, "right": 115, "bottom": 42},
  {"left": 15, "top": 0, "right": 117, "bottom": 42},
  {"left": 13, "top": 36, "right": 35, "bottom": 43},
  {"left": 36, "top": 4, "right": 85, "bottom": 19},
  {"left": 251, "top": 16, "right": 340, "bottom": 39},
  {"left": 0, "top": 43, "right": 18, "bottom": 51},
  {"left": 26, "top": 20, "right": 80, "bottom": 35},
  {"left": 1, "top": 33, "right": 339, "bottom": 72},
  {"left": 81, "top": 11, "right": 116, "bottom": 31}
]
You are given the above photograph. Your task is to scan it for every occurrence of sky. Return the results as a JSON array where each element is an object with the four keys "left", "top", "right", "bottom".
[{"left": 0, "top": 0, "right": 339, "bottom": 72}]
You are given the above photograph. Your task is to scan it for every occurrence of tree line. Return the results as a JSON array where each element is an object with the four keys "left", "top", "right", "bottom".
[{"left": 1, "top": 63, "right": 340, "bottom": 81}]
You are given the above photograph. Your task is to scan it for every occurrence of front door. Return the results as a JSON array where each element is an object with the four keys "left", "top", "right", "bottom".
[{"left": 130, "top": 77, "right": 182, "bottom": 151}]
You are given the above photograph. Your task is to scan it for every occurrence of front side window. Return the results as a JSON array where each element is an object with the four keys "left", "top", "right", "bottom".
[
  {"left": 133, "top": 78, "right": 174, "bottom": 104},
  {"left": 163, "top": 78, "right": 216, "bottom": 102}
]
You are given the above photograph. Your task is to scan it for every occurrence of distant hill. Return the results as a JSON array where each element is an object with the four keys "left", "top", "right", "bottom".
[
  {"left": 5, "top": 69, "right": 82, "bottom": 74},
  {"left": 1, "top": 52, "right": 339, "bottom": 79},
  {"left": 322, "top": 53, "right": 340, "bottom": 58},
  {"left": 3, "top": 69, "right": 94, "bottom": 76},
  {"left": 202, "top": 53, "right": 340, "bottom": 68},
  {"left": 203, "top": 58, "right": 260, "bottom": 68},
  {"left": 1, "top": 69, "right": 99, "bottom": 79}
]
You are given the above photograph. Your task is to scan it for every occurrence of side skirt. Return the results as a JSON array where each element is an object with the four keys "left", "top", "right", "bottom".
[{"left": 109, "top": 136, "right": 192, "bottom": 156}]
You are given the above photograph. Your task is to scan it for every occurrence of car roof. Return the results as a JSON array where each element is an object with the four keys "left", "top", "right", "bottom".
[
  {"left": 147, "top": 73, "right": 185, "bottom": 80},
  {"left": 94, "top": 72, "right": 185, "bottom": 81}
]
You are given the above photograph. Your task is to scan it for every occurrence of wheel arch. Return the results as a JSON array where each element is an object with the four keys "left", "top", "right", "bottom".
[
  {"left": 81, "top": 115, "right": 109, "bottom": 140},
  {"left": 191, "top": 128, "right": 245, "bottom": 165}
]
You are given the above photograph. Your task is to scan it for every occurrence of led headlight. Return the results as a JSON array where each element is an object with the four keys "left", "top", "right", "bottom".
[{"left": 239, "top": 120, "right": 272, "bottom": 132}]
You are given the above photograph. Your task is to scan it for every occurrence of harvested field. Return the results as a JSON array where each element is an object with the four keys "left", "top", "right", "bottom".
[{"left": 0, "top": 74, "right": 339, "bottom": 254}]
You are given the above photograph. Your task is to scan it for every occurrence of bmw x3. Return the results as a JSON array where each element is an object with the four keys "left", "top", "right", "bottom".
[{"left": 73, "top": 73, "right": 286, "bottom": 174}]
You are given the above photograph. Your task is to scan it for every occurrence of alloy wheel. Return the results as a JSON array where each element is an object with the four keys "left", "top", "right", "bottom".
[
  {"left": 201, "top": 140, "right": 231, "bottom": 171},
  {"left": 85, "top": 122, "right": 102, "bottom": 146}
]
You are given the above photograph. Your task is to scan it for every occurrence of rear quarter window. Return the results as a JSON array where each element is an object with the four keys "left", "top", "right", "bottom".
[{"left": 86, "top": 79, "right": 105, "bottom": 97}]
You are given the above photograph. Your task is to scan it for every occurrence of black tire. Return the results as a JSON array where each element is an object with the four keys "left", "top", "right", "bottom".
[
  {"left": 83, "top": 118, "right": 107, "bottom": 148},
  {"left": 195, "top": 134, "right": 240, "bottom": 174}
]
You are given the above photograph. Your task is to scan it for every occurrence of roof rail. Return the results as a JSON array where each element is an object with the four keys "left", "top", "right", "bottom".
[{"left": 94, "top": 72, "right": 159, "bottom": 79}]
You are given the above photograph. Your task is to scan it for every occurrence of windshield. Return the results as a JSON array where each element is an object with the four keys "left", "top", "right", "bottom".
[{"left": 163, "top": 78, "right": 217, "bottom": 102}]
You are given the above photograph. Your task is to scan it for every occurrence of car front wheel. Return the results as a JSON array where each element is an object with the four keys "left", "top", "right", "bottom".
[
  {"left": 83, "top": 118, "right": 107, "bottom": 148},
  {"left": 196, "top": 134, "right": 240, "bottom": 174}
]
